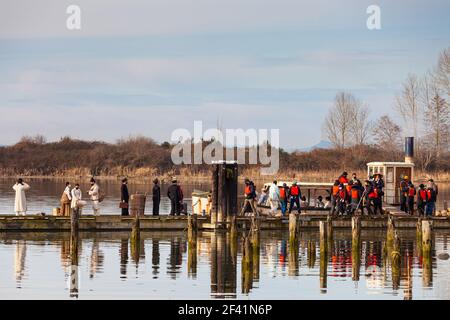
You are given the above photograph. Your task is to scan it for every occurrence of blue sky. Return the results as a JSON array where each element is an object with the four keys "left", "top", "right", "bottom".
[{"left": 1, "top": 0, "right": 449, "bottom": 149}]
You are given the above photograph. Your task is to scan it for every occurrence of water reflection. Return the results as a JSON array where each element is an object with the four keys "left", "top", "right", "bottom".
[{"left": 1, "top": 230, "right": 450, "bottom": 299}]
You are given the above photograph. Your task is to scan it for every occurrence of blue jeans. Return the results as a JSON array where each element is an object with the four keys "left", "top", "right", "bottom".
[
  {"left": 280, "top": 200, "right": 287, "bottom": 216},
  {"left": 425, "top": 202, "right": 435, "bottom": 217}
]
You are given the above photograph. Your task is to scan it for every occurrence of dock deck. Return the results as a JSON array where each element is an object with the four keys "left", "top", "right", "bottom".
[{"left": 1, "top": 211, "right": 450, "bottom": 232}]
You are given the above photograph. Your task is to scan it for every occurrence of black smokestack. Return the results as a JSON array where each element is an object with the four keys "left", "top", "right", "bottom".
[{"left": 405, "top": 137, "right": 414, "bottom": 163}]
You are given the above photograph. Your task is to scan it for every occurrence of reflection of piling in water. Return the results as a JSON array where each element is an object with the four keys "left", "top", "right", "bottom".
[
  {"left": 251, "top": 217, "right": 260, "bottom": 282},
  {"left": 416, "top": 218, "right": 423, "bottom": 258},
  {"left": 319, "top": 221, "right": 328, "bottom": 291},
  {"left": 210, "top": 232, "right": 237, "bottom": 298},
  {"left": 387, "top": 215, "right": 395, "bottom": 249},
  {"left": 391, "top": 230, "right": 401, "bottom": 290},
  {"left": 241, "top": 235, "right": 253, "bottom": 294},
  {"left": 187, "top": 214, "right": 198, "bottom": 278},
  {"left": 404, "top": 250, "right": 413, "bottom": 300},
  {"left": 307, "top": 240, "right": 316, "bottom": 268},
  {"left": 422, "top": 220, "right": 433, "bottom": 287},
  {"left": 351, "top": 216, "right": 361, "bottom": 282},
  {"left": 327, "top": 215, "right": 334, "bottom": 253},
  {"left": 288, "top": 238, "right": 299, "bottom": 277}
]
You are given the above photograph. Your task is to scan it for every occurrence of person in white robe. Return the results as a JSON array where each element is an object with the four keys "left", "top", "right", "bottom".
[
  {"left": 268, "top": 181, "right": 280, "bottom": 216},
  {"left": 60, "top": 182, "right": 72, "bottom": 216},
  {"left": 88, "top": 178, "right": 100, "bottom": 215},
  {"left": 71, "top": 183, "right": 84, "bottom": 215},
  {"left": 12, "top": 179, "right": 30, "bottom": 216}
]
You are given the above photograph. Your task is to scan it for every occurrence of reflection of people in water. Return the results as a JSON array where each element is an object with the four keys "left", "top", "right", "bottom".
[
  {"left": 152, "top": 240, "right": 160, "bottom": 278},
  {"left": 168, "top": 238, "right": 182, "bottom": 279},
  {"left": 89, "top": 240, "right": 104, "bottom": 278},
  {"left": 120, "top": 239, "right": 129, "bottom": 277},
  {"left": 14, "top": 240, "right": 27, "bottom": 284}
]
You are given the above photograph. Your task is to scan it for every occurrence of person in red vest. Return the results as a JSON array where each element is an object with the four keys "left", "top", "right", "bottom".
[
  {"left": 425, "top": 186, "right": 437, "bottom": 217},
  {"left": 288, "top": 181, "right": 301, "bottom": 214},
  {"left": 417, "top": 184, "right": 428, "bottom": 216},
  {"left": 279, "top": 183, "right": 289, "bottom": 216},
  {"left": 350, "top": 180, "right": 364, "bottom": 215},
  {"left": 336, "top": 184, "right": 347, "bottom": 215},
  {"left": 330, "top": 180, "right": 340, "bottom": 216},
  {"left": 240, "top": 179, "right": 258, "bottom": 216},
  {"left": 407, "top": 182, "right": 416, "bottom": 215},
  {"left": 368, "top": 181, "right": 382, "bottom": 216},
  {"left": 338, "top": 172, "right": 349, "bottom": 185}
]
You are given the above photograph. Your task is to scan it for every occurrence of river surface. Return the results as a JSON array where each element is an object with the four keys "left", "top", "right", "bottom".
[
  {"left": 0, "top": 230, "right": 450, "bottom": 300},
  {"left": 0, "top": 178, "right": 449, "bottom": 215}
]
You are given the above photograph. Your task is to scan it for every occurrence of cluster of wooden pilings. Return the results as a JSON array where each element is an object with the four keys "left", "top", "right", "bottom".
[{"left": 286, "top": 212, "right": 435, "bottom": 295}]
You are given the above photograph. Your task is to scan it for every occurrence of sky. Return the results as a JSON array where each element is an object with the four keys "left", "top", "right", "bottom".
[{"left": 0, "top": 0, "right": 449, "bottom": 150}]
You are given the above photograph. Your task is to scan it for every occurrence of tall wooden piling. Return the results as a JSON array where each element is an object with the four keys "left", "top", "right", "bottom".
[
  {"left": 251, "top": 216, "right": 260, "bottom": 281},
  {"left": 211, "top": 161, "right": 238, "bottom": 228},
  {"left": 351, "top": 216, "right": 361, "bottom": 282},
  {"left": 289, "top": 213, "right": 298, "bottom": 244},
  {"left": 130, "top": 214, "right": 141, "bottom": 263},
  {"left": 319, "top": 221, "right": 328, "bottom": 291},
  {"left": 416, "top": 217, "right": 423, "bottom": 258},
  {"left": 327, "top": 214, "right": 333, "bottom": 253},
  {"left": 307, "top": 240, "right": 316, "bottom": 269},
  {"left": 69, "top": 207, "right": 80, "bottom": 298},
  {"left": 422, "top": 220, "right": 433, "bottom": 287},
  {"left": 288, "top": 237, "right": 299, "bottom": 277}
]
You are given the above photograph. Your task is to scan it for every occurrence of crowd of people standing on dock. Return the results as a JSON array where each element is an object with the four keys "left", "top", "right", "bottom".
[{"left": 11, "top": 176, "right": 186, "bottom": 217}]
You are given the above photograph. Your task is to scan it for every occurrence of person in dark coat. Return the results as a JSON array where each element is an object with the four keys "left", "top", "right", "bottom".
[
  {"left": 152, "top": 178, "right": 161, "bottom": 216},
  {"left": 167, "top": 177, "right": 182, "bottom": 216},
  {"left": 120, "top": 178, "right": 129, "bottom": 216}
]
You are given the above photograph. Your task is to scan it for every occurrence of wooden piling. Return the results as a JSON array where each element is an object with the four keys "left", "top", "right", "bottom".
[
  {"left": 307, "top": 240, "right": 316, "bottom": 268},
  {"left": 288, "top": 238, "right": 299, "bottom": 277},
  {"left": 327, "top": 214, "right": 333, "bottom": 253},
  {"left": 387, "top": 215, "right": 395, "bottom": 249},
  {"left": 251, "top": 216, "right": 260, "bottom": 281},
  {"left": 351, "top": 216, "right": 361, "bottom": 281},
  {"left": 319, "top": 221, "right": 328, "bottom": 290},
  {"left": 130, "top": 214, "right": 140, "bottom": 263},
  {"left": 187, "top": 215, "right": 198, "bottom": 278},
  {"left": 241, "top": 235, "right": 253, "bottom": 294},
  {"left": 421, "top": 220, "right": 433, "bottom": 287},
  {"left": 416, "top": 217, "right": 423, "bottom": 257},
  {"left": 69, "top": 207, "right": 80, "bottom": 298},
  {"left": 289, "top": 213, "right": 298, "bottom": 244}
]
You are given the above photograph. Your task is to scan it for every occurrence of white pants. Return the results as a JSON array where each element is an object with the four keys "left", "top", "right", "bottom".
[
  {"left": 92, "top": 201, "right": 100, "bottom": 216},
  {"left": 15, "top": 212, "right": 26, "bottom": 216},
  {"left": 269, "top": 200, "right": 279, "bottom": 215}
]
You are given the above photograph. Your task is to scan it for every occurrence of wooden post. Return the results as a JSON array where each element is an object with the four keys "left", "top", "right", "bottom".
[
  {"left": 69, "top": 207, "right": 79, "bottom": 298},
  {"left": 188, "top": 214, "right": 198, "bottom": 241},
  {"left": 416, "top": 217, "right": 423, "bottom": 257},
  {"left": 241, "top": 235, "right": 253, "bottom": 294},
  {"left": 422, "top": 220, "right": 433, "bottom": 287},
  {"left": 251, "top": 216, "right": 260, "bottom": 281},
  {"left": 288, "top": 237, "right": 299, "bottom": 277},
  {"left": 387, "top": 215, "right": 395, "bottom": 249},
  {"left": 130, "top": 214, "right": 140, "bottom": 263},
  {"left": 319, "top": 221, "right": 328, "bottom": 291},
  {"left": 211, "top": 165, "right": 219, "bottom": 227},
  {"left": 351, "top": 216, "right": 361, "bottom": 281},
  {"left": 289, "top": 213, "right": 298, "bottom": 244}
]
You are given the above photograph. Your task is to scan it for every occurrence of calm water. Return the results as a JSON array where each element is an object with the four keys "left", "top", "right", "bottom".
[
  {"left": 0, "top": 178, "right": 448, "bottom": 215},
  {"left": 1, "top": 230, "right": 450, "bottom": 300}
]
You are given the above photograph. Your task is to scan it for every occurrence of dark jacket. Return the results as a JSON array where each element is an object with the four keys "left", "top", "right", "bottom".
[
  {"left": 167, "top": 184, "right": 183, "bottom": 202},
  {"left": 121, "top": 184, "right": 129, "bottom": 202},
  {"left": 152, "top": 184, "right": 161, "bottom": 201},
  {"left": 244, "top": 182, "right": 257, "bottom": 199}
]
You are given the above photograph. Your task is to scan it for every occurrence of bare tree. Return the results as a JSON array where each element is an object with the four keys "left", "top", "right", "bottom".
[
  {"left": 324, "top": 92, "right": 366, "bottom": 149},
  {"left": 372, "top": 115, "right": 402, "bottom": 152},
  {"left": 424, "top": 93, "right": 449, "bottom": 157},
  {"left": 434, "top": 47, "right": 450, "bottom": 96},
  {"left": 351, "top": 103, "right": 372, "bottom": 145},
  {"left": 395, "top": 73, "right": 421, "bottom": 139}
]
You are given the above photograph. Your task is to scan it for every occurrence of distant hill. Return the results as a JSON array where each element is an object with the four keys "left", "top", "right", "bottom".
[{"left": 298, "top": 140, "right": 333, "bottom": 152}]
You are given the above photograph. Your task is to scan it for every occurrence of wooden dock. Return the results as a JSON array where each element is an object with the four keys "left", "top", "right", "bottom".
[{"left": 1, "top": 212, "right": 450, "bottom": 232}]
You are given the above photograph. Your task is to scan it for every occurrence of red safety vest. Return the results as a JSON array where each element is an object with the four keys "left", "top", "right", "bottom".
[
  {"left": 338, "top": 189, "right": 346, "bottom": 199},
  {"left": 245, "top": 185, "right": 252, "bottom": 195},
  {"left": 351, "top": 189, "right": 360, "bottom": 199},
  {"left": 346, "top": 185, "right": 352, "bottom": 194},
  {"left": 332, "top": 185, "right": 339, "bottom": 196},
  {"left": 419, "top": 189, "right": 428, "bottom": 201},
  {"left": 280, "top": 188, "right": 286, "bottom": 199},
  {"left": 339, "top": 176, "right": 348, "bottom": 184},
  {"left": 408, "top": 187, "right": 416, "bottom": 197},
  {"left": 368, "top": 188, "right": 378, "bottom": 199},
  {"left": 290, "top": 186, "right": 300, "bottom": 196}
]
